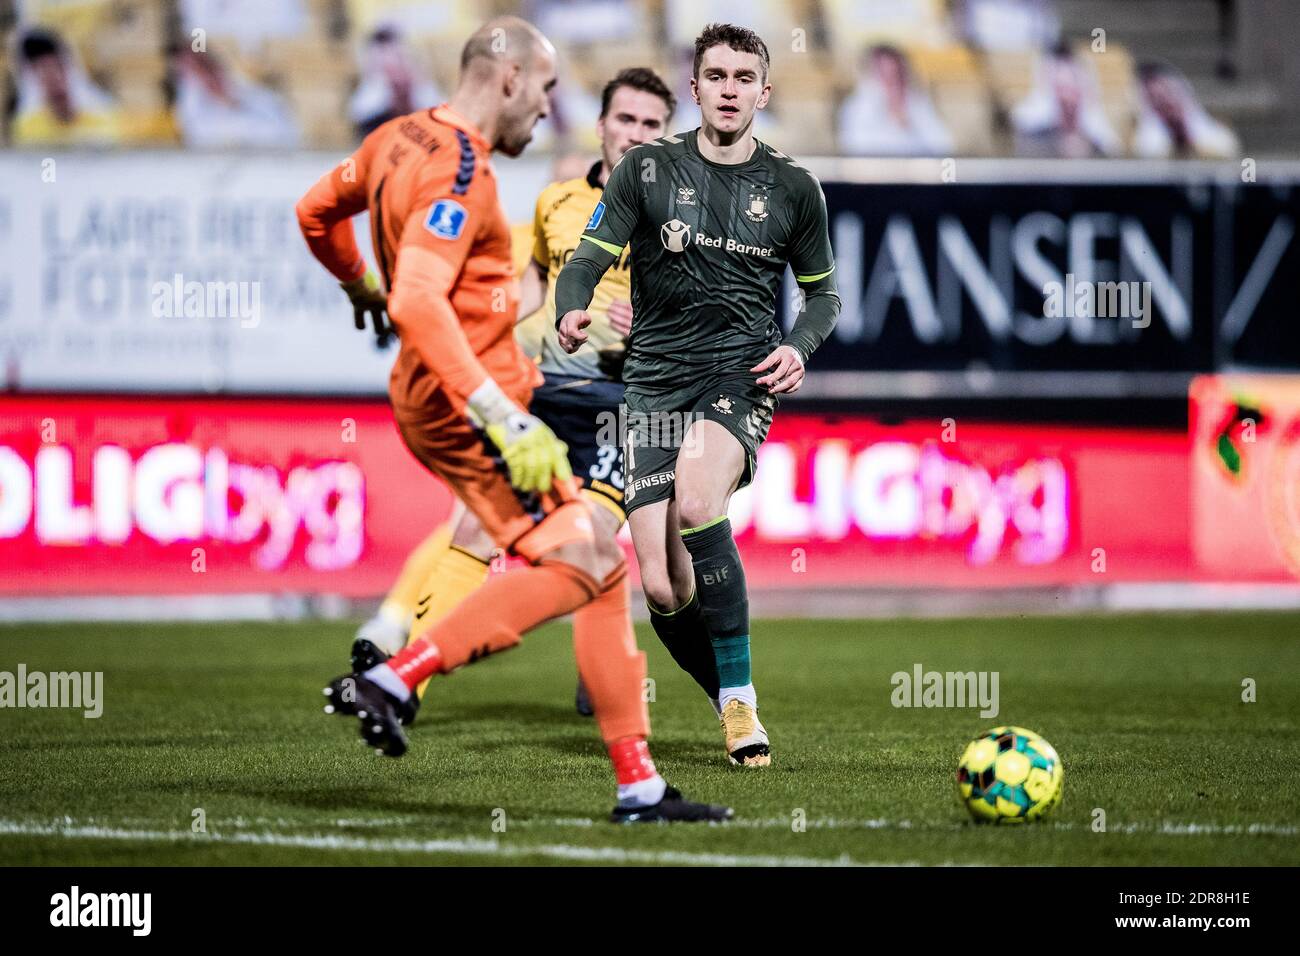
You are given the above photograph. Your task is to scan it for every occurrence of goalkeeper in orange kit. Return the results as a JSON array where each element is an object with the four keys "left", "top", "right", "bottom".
[
  {"left": 295, "top": 17, "right": 729, "bottom": 822},
  {"left": 349, "top": 67, "right": 725, "bottom": 723}
]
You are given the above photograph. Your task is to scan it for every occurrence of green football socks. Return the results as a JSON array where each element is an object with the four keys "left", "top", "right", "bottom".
[
  {"left": 646, "top": 590, "right": 720, "bottom": 701},
  {"left": 680, "top": 516, "right": 752, "bottom": 692}
]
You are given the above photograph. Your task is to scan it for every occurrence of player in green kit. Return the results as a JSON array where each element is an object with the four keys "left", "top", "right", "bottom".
[{"left": 554, "top": 23, "right": 840, "bottom": 766}]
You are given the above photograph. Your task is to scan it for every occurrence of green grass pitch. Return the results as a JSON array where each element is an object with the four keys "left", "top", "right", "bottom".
[{"left": 1, "top": 612, "right": 1297, "bottom": 866}]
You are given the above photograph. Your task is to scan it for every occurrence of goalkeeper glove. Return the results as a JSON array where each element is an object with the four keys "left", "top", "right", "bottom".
[
  {"left": 467, "top": 380, "right": 572, "bottom": 494},
  {"left": 340, "top": 268, "right": 393, "bottom": 347}
]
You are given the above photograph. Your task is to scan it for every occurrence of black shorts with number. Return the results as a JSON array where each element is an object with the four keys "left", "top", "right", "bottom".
[
  {"left": 621, "top": 373, "right": 778, "bottom": 515},
  {"left": 530, "top": 373, "right": 627, "bottom": 523}
]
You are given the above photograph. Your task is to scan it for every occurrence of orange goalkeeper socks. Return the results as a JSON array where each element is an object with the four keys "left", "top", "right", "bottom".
[{"left": 573, "top": 564, "right": 650, "bottom": 744}]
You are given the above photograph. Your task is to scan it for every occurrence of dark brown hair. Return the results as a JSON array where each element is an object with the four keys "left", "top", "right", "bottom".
[
  {"left": 599, "top": 67, "right": 676, "bottom": 120},
  {"left": 692, "top": 22, "right": 770, "bottom": 81}
]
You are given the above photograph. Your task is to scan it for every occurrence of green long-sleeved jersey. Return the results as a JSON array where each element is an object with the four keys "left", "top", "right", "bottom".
[{"left": 555, "top": 128, "right": 839, "bottom": 392}]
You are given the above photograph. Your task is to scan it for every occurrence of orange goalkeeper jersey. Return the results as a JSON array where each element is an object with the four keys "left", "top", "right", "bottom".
[{"left": 296, "top": 104, "right": 539, "bottom": 415}]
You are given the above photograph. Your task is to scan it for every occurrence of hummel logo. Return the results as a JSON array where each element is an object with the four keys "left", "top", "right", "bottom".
[{"left": 676, "top": 186, "right": 697, "bottom": 206}]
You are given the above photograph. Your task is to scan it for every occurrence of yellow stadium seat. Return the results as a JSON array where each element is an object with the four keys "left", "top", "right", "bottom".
[
  {"left": 345, "top": 0, "right": 484, "bottom": 43},
  {"left": 822, "top": 0, "right": 953, "bottom": 66},
  {"left": 110, "top": 53, "right": 168, "bottom": 112}
]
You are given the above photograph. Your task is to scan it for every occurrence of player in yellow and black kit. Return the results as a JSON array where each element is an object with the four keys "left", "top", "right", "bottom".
[
  {"left": 351, "top": 68, "right": 702, "bottom": 720},
  {"left": 524, "top": 155, "right": 633, "bottom": 529}
]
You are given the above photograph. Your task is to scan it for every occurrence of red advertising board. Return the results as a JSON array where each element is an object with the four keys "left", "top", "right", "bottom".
[
  {"left": 0, "top": 396, "right": 1198, "bottom": 595},
  {"left": 0, "top": 397, "right": 454, "bottom": 596},
  {"left": 732, "top": 415, "right": 1191, "bottom": 587}
]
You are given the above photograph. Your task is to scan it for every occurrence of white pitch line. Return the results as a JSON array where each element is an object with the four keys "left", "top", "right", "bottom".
[
  {"left": 523, "top": 817, "right": 1299, "bottom": 837},
  {"left": 64, "top": 815, "right": 1300, "bottom": 838},
  {"left": 1145, "top": 821, "right": 1299, "bottom": 837},
  {"left": 0, "top": 819, "right": 902, "bottom": 867},
  {"left": 722, "top": 817, "right": 1300, "bottom": 836}
]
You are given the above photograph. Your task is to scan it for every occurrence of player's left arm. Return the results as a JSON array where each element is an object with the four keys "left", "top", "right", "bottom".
[{"left": 753, "top": 177, "right": 840, "bottom": 395}]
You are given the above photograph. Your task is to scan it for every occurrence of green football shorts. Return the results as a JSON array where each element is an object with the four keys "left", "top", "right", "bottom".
[{"left": 621, "top": 373, "right": 778, "bottom": 515}]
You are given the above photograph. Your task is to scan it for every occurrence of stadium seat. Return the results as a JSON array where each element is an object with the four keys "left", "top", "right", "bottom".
[
  {"left": 822, "top": 0, "right": 954, "bottom": 70},
  {"left": 109, "top": 53, "right": 169, "bottom": 113},
  {"left": 908, "top": 45, "right": 996, "bottom": 155},
  {"left": 664, "top": 0, "right": 810, "bottom": 48},
  {"left": 287, "top": 81, "right": 356, "bottom": 148},
  {"left": 768, "top": 57, "right": 838, "bottom": 155},
  {"left": 345, "top": 0, "right": 486, "bottom": 44},
  {"left": 21, "top": 0, "right": 128, "bottom": 52}
]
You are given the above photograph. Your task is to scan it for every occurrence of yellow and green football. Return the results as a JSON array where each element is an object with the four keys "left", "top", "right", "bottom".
[{"left": 956, "top": 726, "right": 1063, "bottom": 823}]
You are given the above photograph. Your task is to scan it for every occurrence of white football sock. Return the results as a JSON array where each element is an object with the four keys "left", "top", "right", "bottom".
[
  {"left": 358, "top": 606, "right": 408, "bottom": 656},
  {"left": 364, "top": 663, "right": 411, "bottom": 701},
  {"left": 617, "top": 774, "right": 667, "bottom": 808},
  {"left": 719, "top": 683, "right": 757, "bottom": 709},
  {"left": 376, "top": 600, "right": 410, "bottom": 630}
]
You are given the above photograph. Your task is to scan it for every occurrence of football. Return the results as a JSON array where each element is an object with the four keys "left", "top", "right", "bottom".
[{"left": 957, "top": 726, "right": 1063, "bottom": 824}]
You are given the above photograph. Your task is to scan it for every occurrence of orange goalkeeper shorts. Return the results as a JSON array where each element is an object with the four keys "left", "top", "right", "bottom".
[{"left": 392, "top": 395, "right": 591, "bottom": 564}]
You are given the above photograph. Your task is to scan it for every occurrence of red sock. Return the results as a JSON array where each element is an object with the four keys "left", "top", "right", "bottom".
[
  {"left": 607, "top": 736, "right": 657, "bottom": 785},
  {"left": 386, "top": 638, "right": 443, "bottom": 690}
]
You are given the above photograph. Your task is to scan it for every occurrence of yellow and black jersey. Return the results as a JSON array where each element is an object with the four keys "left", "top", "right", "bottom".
[{"left": 532, "top": 162, "right": 632, "bottom": 381}]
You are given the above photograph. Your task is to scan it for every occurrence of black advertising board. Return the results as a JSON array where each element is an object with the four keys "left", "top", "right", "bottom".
[{"left": 784, "top": 180, "right": 1298, "bottom": 374}]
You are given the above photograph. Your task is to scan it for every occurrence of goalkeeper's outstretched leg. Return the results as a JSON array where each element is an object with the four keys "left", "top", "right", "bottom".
[
  {"left": 324, "top": 404, "right": 731, "bottom": 822},
  {"left": 353, "top": 489, "right": 623, "bottom": 722}
]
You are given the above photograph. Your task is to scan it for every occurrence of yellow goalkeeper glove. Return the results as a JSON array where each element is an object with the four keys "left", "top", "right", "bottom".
[
  {"left": 485, "top": 415, "right": 573, "bottom": 494},
  {"left": 340, "top": 268, "right": 392, "bottom": 345},
  {"left": 468, "top": 379, "right": 571, "bottom": 494}
]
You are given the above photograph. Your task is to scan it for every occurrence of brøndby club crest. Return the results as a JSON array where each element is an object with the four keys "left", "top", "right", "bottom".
[{"left": 744, "top": 190, "right": 769, "bottom": 222}]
